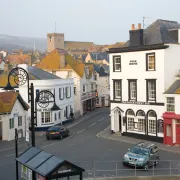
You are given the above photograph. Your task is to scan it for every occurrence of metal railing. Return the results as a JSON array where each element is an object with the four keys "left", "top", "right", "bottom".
[{"left": 72, "top": 160, "right": 180, "bottom": 179}]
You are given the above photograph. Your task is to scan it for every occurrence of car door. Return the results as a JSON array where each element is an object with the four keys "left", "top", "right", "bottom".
[
  {"left": 149, "top": 148, "right": 155, "bottom": 166},
  {"left": 60, "top": 127, "right": 65, "bottom": 136}
]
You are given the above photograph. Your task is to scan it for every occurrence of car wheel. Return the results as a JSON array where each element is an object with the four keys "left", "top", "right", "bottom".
[
  {"left": 46, "top": 137, "right": 49, "bottom": 140},
  {"left": 154, "top": 158, "right": 159, "bottom": 166},
  {"left": 60, "top": 134, "right": 63, "bottom": 140},
  {"left": 144, "top": 164, "right": 149, "bottom": 170}
]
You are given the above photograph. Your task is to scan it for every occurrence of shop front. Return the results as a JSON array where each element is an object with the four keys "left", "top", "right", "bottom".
[
  {"left": 163, "top": 112, "right": 180, "bottom": 146},
  {"left": 81, "top": 92, "right": 96, "bottom": 114}
]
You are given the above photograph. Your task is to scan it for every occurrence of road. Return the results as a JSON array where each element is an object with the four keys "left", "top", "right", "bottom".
[{"left": 0, "top": 108, "right": 180, "bottom": 179}]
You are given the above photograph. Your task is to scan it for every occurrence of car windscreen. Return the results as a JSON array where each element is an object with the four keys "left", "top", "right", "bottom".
[
  {"left": 130, "top": 147, "right": 150, "bottom": 155},
  {"left": 48, "top": 126, "right": 59, "bottom": 131}
]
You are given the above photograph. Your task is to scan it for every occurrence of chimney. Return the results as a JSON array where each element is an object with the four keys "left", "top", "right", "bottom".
[
  {"left": 129, "top": 23, "right": 144, "bottom": 46},
  {"left": 60, "top": 53, "right": 65, "bottom": 68},
  {"left": 132, "top": 24, "right": 135, "bottom": 30}
]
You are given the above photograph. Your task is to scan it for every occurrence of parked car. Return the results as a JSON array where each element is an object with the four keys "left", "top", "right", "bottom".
[
  {"left": 46, "top": 126, "right": 69, "bottom": 140},
  {"left": 123, "top": 142, "right": 159, "bottom": 170}
]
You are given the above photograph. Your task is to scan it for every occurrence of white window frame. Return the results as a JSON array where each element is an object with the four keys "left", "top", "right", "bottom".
[
  {"left": 129, "top": 81, "right": 136, "bottom": 100},
  {"left": 137, "top": 118, "right": 145, "bottom": 132},
  {"left": 41, "top": 111, "right": 52, "bottom": 124},
  {"left": 114, "top": 81, "right": 121, "bottom": 99},
  {"left": 166, "top": 97, "right": 175, "bottom": 112},
  {"left": 114, "top": 57, "right": 121, "bottom": 72},
  {"left": 147, "top": 54, "right": 155, "bottom": 71},
  {"left": 148, "top": 119, "right": 156, "bottom": 134},
  {"left": 148, "top": 81, "right": 155, "bottom": 101},
  {"left": 127, "top": 117, "right": 134, "bottom": 130}
]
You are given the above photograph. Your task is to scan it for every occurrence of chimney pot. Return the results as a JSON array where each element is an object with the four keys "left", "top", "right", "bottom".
[
  {"left": 138, "top": 23, "right": 141, "bottom": 29},
  {"left": 132, "top": 24, "right": 135, "bottom": 30}
]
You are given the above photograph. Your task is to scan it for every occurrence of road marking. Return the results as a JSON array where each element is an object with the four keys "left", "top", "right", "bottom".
[
  {"left": 41, "top": 143, "right": 55, "bottom": 148},
  {"left": 89, "top": 122, "right": 97, "bottom": 127},
  {"left": 77, "top": 129, "right": 85, "bottom": 134},
  {"left": 98, "top": 118, "right": 104, "bottom": 121},
  {"left": 63, "top": 135, "right": 73, "bottom": 140},
  {"left": 6, "top": 151, "right": 23, "bottom": 157}
]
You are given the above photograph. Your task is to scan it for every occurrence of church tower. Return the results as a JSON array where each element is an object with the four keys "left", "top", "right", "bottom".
[{"left": 47, "top": 33, "right": 65, "bottom": 52}]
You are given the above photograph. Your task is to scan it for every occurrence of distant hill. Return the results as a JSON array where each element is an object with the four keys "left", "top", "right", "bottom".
[{"left": 0, "top": 34, "right": 47, "bottom": 52}]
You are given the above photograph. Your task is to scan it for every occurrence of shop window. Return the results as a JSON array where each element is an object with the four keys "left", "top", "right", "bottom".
[
  {"left": 127, "top": 118, "right": 134, "bottom": 130},
  {"left": 148, "top": 120, "right": 156, "bottom": 134},
  {"left": 41, "top": 111, "right": 52, "bottom": 124},
  {"left": 166, "top": 124, "right": 171, "bottom": 136},
  {"left": 137, "top": 119, "right": 145, "bottom": 132},
  {"left": 166, "top": 97, "right": 175, "bottom": 112}
]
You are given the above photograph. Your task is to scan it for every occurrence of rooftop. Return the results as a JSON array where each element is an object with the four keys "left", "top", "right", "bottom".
[
  {"left": 0, "top": 91, "right": 29, "bottom": 114},
  {"left": 123, "top": 19, "right": 180, "bottom": 47}
]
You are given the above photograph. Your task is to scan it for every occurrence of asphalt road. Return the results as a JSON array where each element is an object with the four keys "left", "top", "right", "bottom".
[{"left": 0, "top": 108, "right": 180, "bottom": 179}]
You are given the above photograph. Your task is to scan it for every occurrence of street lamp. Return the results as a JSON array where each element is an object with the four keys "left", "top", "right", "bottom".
[{"left": 3, "top": 67, "right": 60, "bottom": 180}]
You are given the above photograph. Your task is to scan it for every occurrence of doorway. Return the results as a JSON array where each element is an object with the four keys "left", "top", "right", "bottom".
[
  {"left": 0, "top": 122, "right": 2, "bottom": 140},
  {"left": 114, "top": 109, "right": 121, "bottom": 132},
  {"left": 176, "top": 124, "right": 180, "bottom": 144},
  {"left": 119, "top": 114, "right": 122, "bottom": 132}
]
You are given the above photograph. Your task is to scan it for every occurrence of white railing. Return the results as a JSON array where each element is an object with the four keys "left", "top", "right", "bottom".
[{"left": 71, "top": 160, "right": 180, "bottom": 179}]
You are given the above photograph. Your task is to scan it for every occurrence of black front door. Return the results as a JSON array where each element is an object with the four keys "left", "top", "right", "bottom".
[{"left": 119, "top": 114, "right": 122, "bottom": 132}]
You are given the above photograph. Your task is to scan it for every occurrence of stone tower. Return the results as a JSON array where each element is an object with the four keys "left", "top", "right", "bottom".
[{"left": 47, "top": 33, "right": 65, "bottom": 52}]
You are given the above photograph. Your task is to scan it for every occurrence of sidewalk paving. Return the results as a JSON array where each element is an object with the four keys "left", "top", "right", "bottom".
[
  {"left": 0, "top": 108, "right": 107, "bottom": 152},
  {"left": 97, "top": 126, "right": 180, "bottom": 154}
]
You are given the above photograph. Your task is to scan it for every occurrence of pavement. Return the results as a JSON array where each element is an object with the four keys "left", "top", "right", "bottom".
[
  {"left": 0, "top": 107, "right": 180, "bottom": 180},
  {"left": 97, "top": 126, "right": 180, "bottom": 154}
]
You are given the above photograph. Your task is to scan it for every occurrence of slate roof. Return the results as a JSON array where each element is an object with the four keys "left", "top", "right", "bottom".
[
  {"left": 122, "top": 19, "right": 180, "bottom": 47},
  {"left": 93, "top": 64, "right": 109, "bottom": 77},
  {"left": 90, "top": 52, "right": 109, "bottom": 62},
  {"left": 28, "top": 66, "right": 61, "bottom": 80},
  {"left": 65, "top": 41, "right": 95, "bottom": 49},
  {"left": 164, "top": 79, "right": 180, "bottom": 94},
  {"left": 0, "top": 91, "right": 29, "bottom": 114},
  {"left": 16, "top": 147, "right": 85, "bottom": 178}
]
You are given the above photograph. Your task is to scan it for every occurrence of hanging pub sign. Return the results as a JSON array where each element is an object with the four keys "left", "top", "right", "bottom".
[{"left": 157, "top": 119, "right": 164, "bottom": 133}]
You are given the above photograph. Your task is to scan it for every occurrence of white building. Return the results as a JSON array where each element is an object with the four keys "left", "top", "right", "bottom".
[
  {"left": 36, "top": 49, "right": 96, "bottom": 118},
  {"left": 94, "top": 64, "right": 110, "bottom": 107},
  {"left": 0, "top": 91, "right": 29, "bottom": 141},
  {"left": 18, "top": 64, "right": 74, "bottom": 131},
  {"left": 109, "top": 20, "right": 180, "bottom": 143}
]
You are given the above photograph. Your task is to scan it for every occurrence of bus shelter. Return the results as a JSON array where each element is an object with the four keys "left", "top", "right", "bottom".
[{"left": 16, "top": 147, "right": 85, "bottom": 180}]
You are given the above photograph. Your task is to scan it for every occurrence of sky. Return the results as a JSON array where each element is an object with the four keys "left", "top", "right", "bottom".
[{"left": 1, "top": 0, "right": 180, "bottom": 44}]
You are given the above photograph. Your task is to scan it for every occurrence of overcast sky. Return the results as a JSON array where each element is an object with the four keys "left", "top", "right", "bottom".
[{"left": 1, "top": 0, "right": 180, "bottom": 44}]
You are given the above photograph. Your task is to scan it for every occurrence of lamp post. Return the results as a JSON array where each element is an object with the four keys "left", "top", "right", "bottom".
[{"left": 3, "top": 67, "right": 60, "bottom": 180}]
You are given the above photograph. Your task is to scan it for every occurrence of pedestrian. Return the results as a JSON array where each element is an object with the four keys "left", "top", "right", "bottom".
[{"left": 70, "top": 111, "right": 74, "bottom": 121}]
